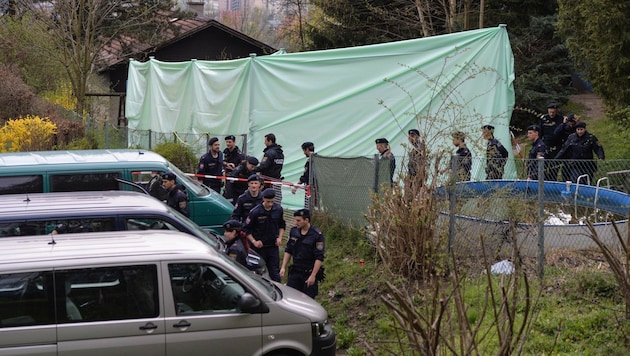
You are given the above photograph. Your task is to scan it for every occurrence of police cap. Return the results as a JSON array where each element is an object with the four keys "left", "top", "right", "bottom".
[
  {"left": 527, "top": 124, "right": 540, "bottom": 132},
  {"left": 223, "top": 219, "right": 242, "bottom": 231},
  {"left": 162, "top": 172, "right": 176, "bottom": 181},
  {"left": 408, "top": 129, "right": 420, "bottom": 136},
  {"left": 208, "top": 137, "right": 219, "bottom": 145},
  {"left": 293, "top": 209, "right": 311, "bottom": 218},
  {"left": 547, "top": 103, "right": 559, "bottom": 109},
  {"left": 301, "top": 141, "right": 315, "bottom": 150},
  {"left": 567, "top": 114, "right": 576, "bottom": 122},
  {"left": 375, "top": 138, "right": 389, "bottom": 144},
  {"left": 225, "top": 135, "right": 236, "bottom": 141},
  {"left": 482, "top": 125, "right": 494, "bottom": 131},
  {"left": 261, "top": 188, "right": 275, "bottom": 199},
  {"left": 247, "top": 174, "right": 261, "bottom": 182},
  {"left": 246, "top": 156, "right": 259, "bottom": 165},
  {"left": 575, "top": 121, "right": 586, "bottom": 129}
]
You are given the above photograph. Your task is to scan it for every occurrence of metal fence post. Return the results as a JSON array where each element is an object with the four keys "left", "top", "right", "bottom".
[
  {"left": 538, "top": 157, "right": 545, "bottom": 278},
  {"left": 373, "top": 154, "right": 380, "bottom": 193},
  {"left": 448, "top": 155, "right": 458, "bottom": 254}
]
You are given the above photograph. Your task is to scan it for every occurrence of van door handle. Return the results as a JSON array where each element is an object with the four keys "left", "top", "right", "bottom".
[
  {"left": 173, "top": 320, "right": 191, "bottom": 328},
  {"left": 139, "top": 322, "right": 158, "bottom": 331}
]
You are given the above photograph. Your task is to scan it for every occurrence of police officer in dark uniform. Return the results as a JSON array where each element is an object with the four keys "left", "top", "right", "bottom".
[
  {"left": 227, "top": 156, "right": 259, "bottom": 203},
  {"left": 482, "top": 125, "right": 509, "bottom": 179},
  {"left": 555, "top": 121, "right": 605, "bottom": 183},
  {"left": 451, "top": 131, "right": 472, "bottom": 181},
  {"left": 539, "top": 103, "right": 564, "bottom": 180},
  {"left": 223, "top": 135, "right": 245, "bottom": 175},
  {"left": 554, "top": 114, "right": 578, "bottom": 181},
  {"left": 232, "top": 174, "right": 263, "bottom": 222},
  {"left": 197, "top": 137, "right": 224, "bottom": 193},
  {"left": 255, "top": 133, "right": 284, "bottom": 182},
  {"left": 375, "top": 138, "right": 396, "bottom": 183},
  {"left": 280, "top": 209, "right": 325, "bottom": 299},
  {"left": 526, "top": 125, "right": 547, "bottom": 180},
  {"left": 162, "top": 173, "right": 189, "bottom": 217},
  {"left": 222, "top": 220, "right": 249, "bottom": 268},
  {"left": 244, "top": 188, "right": 286, "bottom": 282},
  {"left": 407, "top": 129, "right": 425, "bottom": 178}
]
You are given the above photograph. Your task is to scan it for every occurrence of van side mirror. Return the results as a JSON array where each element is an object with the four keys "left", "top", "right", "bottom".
[{"left": 239, "top": 292, "right": 269, "bottom": 314}]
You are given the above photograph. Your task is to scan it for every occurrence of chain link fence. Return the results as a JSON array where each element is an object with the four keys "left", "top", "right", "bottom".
[{"left": 311, "top": 154, "right": 630, "bottom": 270}]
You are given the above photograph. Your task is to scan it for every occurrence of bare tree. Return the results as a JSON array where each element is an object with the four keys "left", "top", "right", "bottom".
[{"left": 8, "top": 0, "right": 184, "bottom": 120}]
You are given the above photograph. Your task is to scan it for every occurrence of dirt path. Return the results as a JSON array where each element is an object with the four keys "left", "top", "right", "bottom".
[{"left": 569, "top": 93, "right": 606, "bottom": 121}]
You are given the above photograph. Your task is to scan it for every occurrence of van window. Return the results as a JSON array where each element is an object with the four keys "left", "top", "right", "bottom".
[
  {"left": 50, "top": 172, "right": 122, "bottom": 192},
  {"left": 57, "top": 265, "right": 158, "bottom": 323},
  {"left": 168, "top": 263, "right": 246, "bottom": 315},
  {"left": 0, "top": 218, "right": 116, "bottom": 237},
  {"left": 0, "top": 175, "right": 44, "bottom": 195},
  {"left": 0, "top": 271, "right": 54, "bottom": 327},
  {"left": 126, "top": 217, "right": 179, "bottom": 231}
]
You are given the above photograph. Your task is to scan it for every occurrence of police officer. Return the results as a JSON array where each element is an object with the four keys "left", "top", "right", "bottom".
[
  {"left": 162, "top": 173, "right": 189, "bottom": 217},
  {"left": 292, "top": 142, "right": 314, "bottom": 194},
  {"left": 407, "top": 129, "right": 425, "bottom": 178},
  {"left": 555, "top": 121, "right": 605, "bottom": 183},
  {"left": 255, "top": 133, "right": 284, "bottom": 182},
  {"left": 227, "top": 156, "right": 259, "bottom": 203},
  {"left": 526, "top": 125, "right": 546, "bottom": 180},
  {"left": 197, "top": 137, "right": 224, "bottom": 193},
  {"left": 451, "top": 131, "right": 472, "bottom": 181},
  {"left": 375, "top": 138, "right": 396, "bottom": 183},
  {"left": 232, "top": 174, "right": 263, "bottom": 222},
  {"left": 223, "top": 135, "right": 245, "bottom": 175},
  {"left": 482, "top": 125, "right": 509, "bottom": 180},
  {"left": 244, "top": 188, "right": 286, "bottom": 282},
  {"left": 280, "top": 209, "right": 325, "bottom": 299},
  {"left": 222, "top": 220, "right": 249, "bottom": 268},
  {"left": 540, "top": 103, "right": 564, "bottom": 180},
  {"left": 554, "top": 114, "right": 579, "bottom": 180}
]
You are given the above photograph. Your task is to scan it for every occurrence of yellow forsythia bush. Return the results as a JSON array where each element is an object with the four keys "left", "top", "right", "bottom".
[
  {"left": 41, "top": 82, "right": 76, "bottom": 112},
  {"left": 0, "top": 115, "right": 58, "bottom": 152}
]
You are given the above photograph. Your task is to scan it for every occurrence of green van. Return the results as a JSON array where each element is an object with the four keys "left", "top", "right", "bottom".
[{"left": 0, "top": 149, "right": 232, "bottom": 231}]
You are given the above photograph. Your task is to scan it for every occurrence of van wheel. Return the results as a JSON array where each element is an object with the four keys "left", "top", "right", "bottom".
[{"left": 267, "top": 350, "right": 303, "bottom": 356}]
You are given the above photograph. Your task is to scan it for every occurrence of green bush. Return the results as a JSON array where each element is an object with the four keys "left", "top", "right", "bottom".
[{"left": 153, "top": 142, "right": 197, "bottom": 172}]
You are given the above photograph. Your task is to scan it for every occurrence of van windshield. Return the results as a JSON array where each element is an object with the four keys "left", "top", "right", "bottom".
[
  {"left": 168, "top": 164, "right": 209, "bottom": 196},
  {"left": 218, "top": 253, "right": 276, "bottom": 300}
]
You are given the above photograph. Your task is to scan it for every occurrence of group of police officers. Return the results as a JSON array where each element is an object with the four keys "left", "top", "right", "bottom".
[
  {"left": 189, "top": 133, "right": 324, "bottom": 299},
  {"left": 526, "top": 103, "right": 605, "bottom": 183}
]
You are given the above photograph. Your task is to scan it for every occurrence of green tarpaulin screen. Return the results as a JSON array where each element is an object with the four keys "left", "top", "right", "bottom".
[{"left": 126, "top": 25, "right": 515, "bottom": 209}]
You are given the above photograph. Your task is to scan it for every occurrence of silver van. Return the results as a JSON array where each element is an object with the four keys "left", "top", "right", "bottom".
[
  {"left": 0, "top": 191, "right": 265, "bottom": 275},
  {"left": 0, "top": 230, "right": 336, "bottom": 355}
]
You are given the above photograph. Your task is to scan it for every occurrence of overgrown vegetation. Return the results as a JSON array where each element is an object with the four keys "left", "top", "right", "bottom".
[
  {"left": 315, "top": 213, "right": 630, "bottom": 355},
  {"left": 152, "top": 142, "right": 198, "bottom": 173}
]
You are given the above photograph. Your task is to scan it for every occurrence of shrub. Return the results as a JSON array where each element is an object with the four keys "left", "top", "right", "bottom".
[
  {"left": 153, "top": 142, "right": 197, "bottom": 172},
  {"left": 0, "top": 64, "right": 36, "bottom": 122},
  {"left": 0, "top": 115, "right": 57, "bottom": 152}
]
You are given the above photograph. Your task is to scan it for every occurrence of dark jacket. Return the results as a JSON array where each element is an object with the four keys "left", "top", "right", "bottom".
[
  {"left": 527, "top": 138, "right": 547, "bottom": 180},
  {"left": 228, "top": 163, "right": 256, "bottom": 200},
  {"left": 256, "top": 144, "right": 284, "bottom": 179},
  {"left": 232, "top": 190, "right": 263, "bottom": 222},
  {"left": 166, "top": 187, "right": 189, "bottom": 217},
  {"left": 539, "top": 113, "right": 564, "bottom": 157},
  {"left": 243, "top": 203, "right": 286, "bottom": 247},
  {"left": 285, "top": 225, "right": 325, "bottom": 269},
  {"left": 555, "top": 132, "right": 605, "bottom": 160},
  {"left": 223, "top": 146, "right": 245, "bottom": 172}
]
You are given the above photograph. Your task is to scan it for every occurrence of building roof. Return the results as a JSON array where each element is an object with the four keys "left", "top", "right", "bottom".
[{"left": 97, "top": 16, "right": 276, "bottom": 71}]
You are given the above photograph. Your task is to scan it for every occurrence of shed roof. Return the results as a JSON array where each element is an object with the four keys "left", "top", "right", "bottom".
[{"left": 97, "top": 16, "right": 276, "bottom": 71}]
